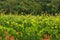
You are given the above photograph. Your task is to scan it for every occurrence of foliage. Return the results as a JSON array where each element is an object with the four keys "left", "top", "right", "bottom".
[
  {"left": 0, "top": 15, "right": 60, "bottom": 40},
  {"left": 0, "top": 0, "right": 60, "bottom": 15}
]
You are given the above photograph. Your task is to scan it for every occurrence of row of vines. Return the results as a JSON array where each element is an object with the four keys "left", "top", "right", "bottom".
[{"left": 0, "top": 15, "right": 60, "bottom": 40}]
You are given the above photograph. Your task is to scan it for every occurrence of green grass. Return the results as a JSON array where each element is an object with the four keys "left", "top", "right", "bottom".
[{"left": 0, "top": 15, "right": 60, "bottom": 40}]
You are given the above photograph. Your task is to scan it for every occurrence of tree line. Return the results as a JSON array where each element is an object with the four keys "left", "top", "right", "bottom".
[{"left": 0, "top": 0, "right": 60, "bottom": 15}]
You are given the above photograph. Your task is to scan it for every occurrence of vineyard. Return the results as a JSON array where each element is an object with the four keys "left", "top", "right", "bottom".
[{"left": 0, "top": 15, "right": 60, "bottom": 40}]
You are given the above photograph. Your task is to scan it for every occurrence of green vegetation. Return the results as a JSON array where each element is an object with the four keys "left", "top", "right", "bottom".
[
  {"left": 0, "top": 0, "right": 60, "bottom": 15},
  {"left": 0, "top": 0, "right": 60, "bottom": 40},
  {"left": 0, "top": 15, "right": 60, "bottom": 40}
]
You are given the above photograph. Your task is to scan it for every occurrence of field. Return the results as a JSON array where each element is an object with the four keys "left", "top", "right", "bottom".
[{"left": 0, "top": 14, "right": 60, "bottom": 40}]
